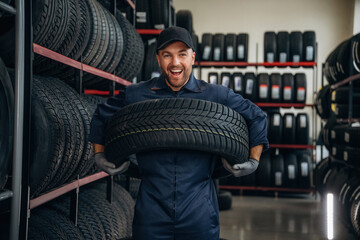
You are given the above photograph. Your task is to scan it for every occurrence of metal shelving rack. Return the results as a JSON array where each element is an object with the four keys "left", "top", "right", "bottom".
[
  {"left": 196, "top": 44, "right": 319, "bottom": 194},
  {"left": 320, "top": 70, "right": 360, "bottom": 169},
  {"left": 1, "top": 1, "right": 136, "bottom": 239}
]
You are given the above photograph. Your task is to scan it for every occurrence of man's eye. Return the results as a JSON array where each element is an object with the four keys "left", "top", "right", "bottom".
[
  {"left": 163, "top": 55, "right": 170, "bottom": 58},
  {"left": 180, "top": 54, "right": 186, "bottom": 57}
]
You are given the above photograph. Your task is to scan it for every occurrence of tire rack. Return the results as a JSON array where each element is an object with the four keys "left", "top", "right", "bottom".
[
  {"left": 2, "top": 0, "right": 136, "bottom": 239},
  {"left": 320, "top": 67, "right": 360, "bottom": 167},
  {"left": 195, "top": 48, "right": 319, "bottom": 194}
]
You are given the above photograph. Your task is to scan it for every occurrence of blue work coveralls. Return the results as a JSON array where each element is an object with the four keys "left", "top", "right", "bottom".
[{"left": 89, "top": 73, "right": 269, "bottom": 240}]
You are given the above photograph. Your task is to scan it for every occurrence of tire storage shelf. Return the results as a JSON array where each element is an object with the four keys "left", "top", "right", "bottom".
[
  {"left": 315, "top": 32, "right": 360, "bottom": 237},
  {"left": 1, "top": 0, "right": 137, "bottom": 239},
  {"left": 203, "top": 60, "right": 319, "bottom": 195}
]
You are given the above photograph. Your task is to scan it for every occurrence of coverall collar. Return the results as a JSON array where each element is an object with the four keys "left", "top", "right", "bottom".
[{"left": 150, "top": 73, "right": 202, "bottom": 93}]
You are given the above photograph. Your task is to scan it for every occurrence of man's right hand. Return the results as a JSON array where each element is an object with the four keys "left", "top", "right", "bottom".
[{"left": 94, "top": 152, "right": 130, "bottom": 175}]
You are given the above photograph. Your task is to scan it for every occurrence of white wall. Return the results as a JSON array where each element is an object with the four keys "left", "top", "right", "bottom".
[
  {"left": 174, "top": 0, "right": 355, "bottom": 68},
  {"left": 173, "top": 0, "right": 355, "bottom": 147}
]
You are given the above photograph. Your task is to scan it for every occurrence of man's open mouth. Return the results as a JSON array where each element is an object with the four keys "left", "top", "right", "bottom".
[{"left": 170, "top": 69, "right": 183, "bottom": 76}]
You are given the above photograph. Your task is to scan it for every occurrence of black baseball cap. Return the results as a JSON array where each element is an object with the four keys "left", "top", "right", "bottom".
[{"left": 157, "top": 26, "right": 194, "bottom": 52}]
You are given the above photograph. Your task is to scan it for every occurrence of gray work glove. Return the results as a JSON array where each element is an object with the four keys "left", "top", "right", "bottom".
[
  {"left": 95, "top": 152, "right": 130, "bottom": 175},
  {"left": 221, "top": 158, "right": 259, "bottom": 177}
]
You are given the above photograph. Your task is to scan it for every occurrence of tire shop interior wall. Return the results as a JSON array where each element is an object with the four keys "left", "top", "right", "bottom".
[{"left": 174, "top": 0, "right": 355, "bottom": 153}]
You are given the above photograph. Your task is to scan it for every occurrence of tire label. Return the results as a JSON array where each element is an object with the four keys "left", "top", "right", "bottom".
[
  {"left": 283, "top": 86, "right": 292, "bottom": 100},
  {"left": 297, "top": 87, "right": 305, "bottom": 101},
  {"left": 331, "top": 130, "right": 336, "bottom": 140},
  {"left": 202, "top": 46, "right": 211, "bottom": 60},
  {"left": 259, "top": 84, "right": 268, "bottom": 99},
  {"left": 151, "top": 71, "right": 161, "bottom": 79},
  {"left": 271, "top": 85, "right": 280, "bottom": 100},
  {"left": 234, "top": 76, "right": 242, "bottom": 91},
  {"left": 267, "top": 53, "right": 274, "bottom": 63},
  {"left": 293, "top": 55, "right": 300, "bottom": 63},
  {"left": 285, "top": 115, "right": 292, "bottom": 128},
  {"left": 279, "top": 53, "right": 287, "bottom": 63},
  {"left": 344, "top": 132, "right": 349, "bottom": 143},
  {"left": 273, "top": 114, "right": 281, "bottom": 126},
  {"left": 209, "top": 75, "right": 218, "bottom": 85},
  {"left": 306, "top": 46, "right": 314, "bottom": 61},
  {"left": 300, "top": 115, "right": 307, "bottom": 128},
  {"left": 136, "top": 12, "right": 147, "bottom": 23},
  {"left": 275, "top": 172, "right": 282, "bottom": 186},
  {"left": 227, "top": 46, "right": 234, "bottom": 60},
  {"left": 222, "top": 76, "right": 230, "bottom": 87},
  {"left": 154, "top": 24, "right": 165, "bottom": 30},
  {"left": 214, "top": 47, "right": 221, "bottom": 61},
  {"left": 245, "top": 79, "right": 254, "bottom": 95},
  {"left": 288, "top": 165, "right": 295, "bottom": 179},
  {"left": 344, "top": 151, "right": 348, "bottom": 161},
  {"left": 300, "top": 162, "right": 308, "bottom": 177},
  {"left": 332, "top": 147, "right": 336, "bottom": 156},
  {"left": 238, "top": 45, "right": 245, "bottom": 59}
]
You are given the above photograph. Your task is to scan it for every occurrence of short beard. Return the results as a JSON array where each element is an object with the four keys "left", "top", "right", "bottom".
[{"left": 162, "top": 70, "right": 189, "bottom": 90}]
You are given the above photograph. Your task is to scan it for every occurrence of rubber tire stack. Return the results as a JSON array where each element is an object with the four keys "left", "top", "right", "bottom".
[
  {"left": 28, "top": 182, "right": 134, "bottom": 240},
  {"left": 0, "top": 0, "right": 144, "bottom": 90}
]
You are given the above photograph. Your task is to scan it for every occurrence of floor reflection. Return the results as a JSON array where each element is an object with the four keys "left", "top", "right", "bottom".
[{"left": 219, "top": 195, "right": 357, "bottom": 240}]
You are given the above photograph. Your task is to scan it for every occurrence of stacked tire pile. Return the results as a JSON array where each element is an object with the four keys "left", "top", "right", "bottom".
[
  {"left": 15, "top": 69, "right": 109, "bottom": 197},
  {"left": 199, "top": 33, "right": 249, "bottom": 62},
  {"left": 315, "top": 158, "right": 360, "bottom": 237},
  {"left": 208, "top": 72, "right": 307, "bottom": 104},
  {"left": 314, "top": 34, "right": 360, "bottom": 238},
  {"left": 0, "top": 0, "right": 144, "bottom": 89},
  {"left": 135, "top": 0, "right": 175, "bottom": 30},
  {"left": 220, "top": 150, "right": 312, "bottom": 189},
  {"left": 320, "top": 33, "right": 360, "bottom": 119},
  {"left": 264, "top": 31, "right": 316, "bottom": 63},
  {"left": 28, "top": 183, "right": 134, "bottom": 240}
]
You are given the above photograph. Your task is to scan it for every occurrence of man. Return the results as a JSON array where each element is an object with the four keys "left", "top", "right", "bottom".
[{"left": 89, "top": 26, "right": 268, "bottom": 240}]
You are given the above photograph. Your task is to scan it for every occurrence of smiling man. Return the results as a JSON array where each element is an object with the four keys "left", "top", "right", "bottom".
[{"left": 90, "top": 26, "right": 268, "bottom": 240}]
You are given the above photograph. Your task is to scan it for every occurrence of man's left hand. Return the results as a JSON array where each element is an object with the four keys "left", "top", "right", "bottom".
[{"left": 222, "top": 158, "right": 259, "bottom": 177}]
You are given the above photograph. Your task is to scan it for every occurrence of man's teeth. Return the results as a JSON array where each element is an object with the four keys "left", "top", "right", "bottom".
[{"left": 171, "top": 70, "right": 182, "bottom": 73}]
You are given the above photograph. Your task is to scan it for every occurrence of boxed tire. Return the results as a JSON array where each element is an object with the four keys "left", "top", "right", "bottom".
[
  {"left": 264, "top": 31, "right": 277, "bottom": 63},
  {"left": 271, "top": 153, "right": 285, "bottom": 187},
  {"left": 208, "top": 72, "right": 219, "bottom": 85},
  {"left": 295, "top": 73, "right": 307, "bottom": 103},
  {"left": 284, "top": 152, "right": 298, "bottom": 188},
  {"left": 282, "top": 73, "right": 295, "bottom": 103},
  {"left": 200, "top": 33, "right": 213, "bottom": 61},
  {"left": 283, "top": 113, "right": 296, "bottom": 144},
  {"left": 236, "top": 33, "right": 249, "bottom": 62},
  {"left": 303, "top": 31, "right": 316, "bottom": 62},
  {"left": 135, "top": 0, "right": 152, "bottom": 29},
  {"left": 232, "top": 72, "right": 244, "bottom": 96},
  {"left": 270, "top": 73, "right": 282, "bottom": 102},
  {"left": 296, "top": 152, "right": 312, "bottom": 189},
  {"left": 268, "top": 112, "right": 283, "bottom": 144},
  {"left": 257, "top": 73, "right": 270, "bottom": 102},
  {"left": 213, "top": 33, "right": 225, "bottom": 61},
  {"left": 225, "top": 33, "right": 237, "bottom": 61},
  {"left": 296, "top": 113, "right": 309, "bottom": 144},
  {"left": 277, "top": 31, "right": 290, "bottom": 63},
  {"left": 256, "top": 153, "right": 272, "bottom": 187},
  {"left": 220, "top": 72, "right": 232, "bottom": 89},
  {"left": 290, "top": 31, "right": 303, "bottom": 63},
  {"left": 244, "top": 72, "right": 257, "bottom": 102}
]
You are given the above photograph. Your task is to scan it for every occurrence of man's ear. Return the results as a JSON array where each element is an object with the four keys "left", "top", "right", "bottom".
[
  {"left": 191, "top": 51, "right": 195, "bottom": 65},
  {"left": 156, "top": 54, "right": 161, "bottom": 67}
]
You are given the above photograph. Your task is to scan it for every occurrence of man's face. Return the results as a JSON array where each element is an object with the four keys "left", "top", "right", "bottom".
[{"left": 156, "top": 41, "right": 195, "bottom": 91}]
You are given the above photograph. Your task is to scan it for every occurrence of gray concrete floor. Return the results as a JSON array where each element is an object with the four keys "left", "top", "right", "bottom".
[{"left": 219, "top": 195, "right": 358, "bottom": 240}]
